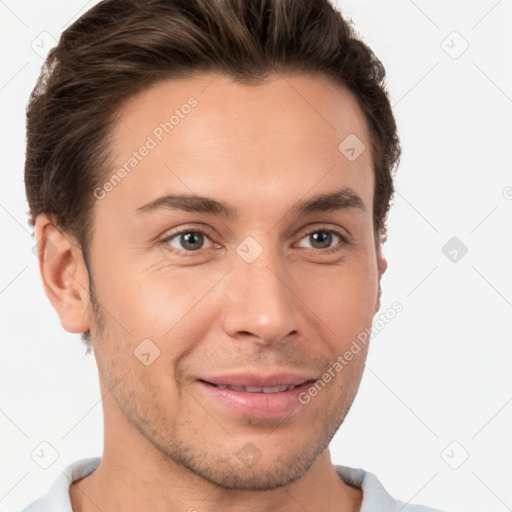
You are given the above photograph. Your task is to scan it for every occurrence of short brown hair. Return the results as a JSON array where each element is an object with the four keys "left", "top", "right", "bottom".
[{"left": 25, "top": 0, "right": 400, "bottom": 347}]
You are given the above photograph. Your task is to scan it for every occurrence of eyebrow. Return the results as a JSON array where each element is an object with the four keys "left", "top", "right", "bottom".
[{"left": 135, "top": 187, "right": 366, "bottom": 219}]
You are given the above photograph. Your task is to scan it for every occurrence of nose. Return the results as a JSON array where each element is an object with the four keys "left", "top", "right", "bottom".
[{"left": 220, "top": 242, "right": 299, "bottom": 346}]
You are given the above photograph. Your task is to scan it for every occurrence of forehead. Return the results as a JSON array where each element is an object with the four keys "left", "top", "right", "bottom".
[
  {"left": 114, "top": 72, "right": 371, "bottom": 151},
  {"left": 100, "top": 72, "right": 374, "bottom": 223}
]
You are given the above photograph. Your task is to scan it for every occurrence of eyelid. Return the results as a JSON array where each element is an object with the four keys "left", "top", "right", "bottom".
[{"left": 296, "top": 223, "right": 350, "bottom": 243}]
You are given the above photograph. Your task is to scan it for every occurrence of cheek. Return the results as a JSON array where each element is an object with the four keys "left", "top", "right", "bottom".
[
  {"left": 91, "top": 256, "right": 223, "bottom": 375},
  {"left": 295, "top": 256, "right": 378, "bottom": 332},
  {"left": 92, "top": 252, "right": 197, "bottom": 335}
]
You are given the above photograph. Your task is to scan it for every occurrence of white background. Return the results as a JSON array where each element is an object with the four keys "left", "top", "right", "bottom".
[{"left": 1, "top": 1, "right": 511, "bottom": 511}]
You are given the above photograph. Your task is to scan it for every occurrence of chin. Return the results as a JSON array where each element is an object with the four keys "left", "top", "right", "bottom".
[
  {"left": 168, "top": 430, "right": 332, "bottom": 492},
  {"left": 185, "top": 454, "right": 316, "bottom": 491}
]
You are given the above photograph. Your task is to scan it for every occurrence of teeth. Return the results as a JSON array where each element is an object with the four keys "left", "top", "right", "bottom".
[
  {"left": 246, "top": 386, "right": 265, "bottom": 392},
  {"left": 211, "top": 383, "right": 297, "bottom": 393},
  {"left": 263, "top": 385, "right": 292, "bottom": 393}
]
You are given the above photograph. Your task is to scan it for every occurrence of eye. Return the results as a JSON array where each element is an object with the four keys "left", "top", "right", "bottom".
[
  {"left": 296, "top": 227, "right": 349, "bottom": 253},
  {"left": 162, "top": 226, "right": 216, "bottom": 255},
  {"left": 160, "top": 224, "right": 349, "bottom": 257}
]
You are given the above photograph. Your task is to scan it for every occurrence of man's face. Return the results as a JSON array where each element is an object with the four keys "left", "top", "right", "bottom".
[{"left": 85, "top": 72, "right": 383, "bottom": 490}]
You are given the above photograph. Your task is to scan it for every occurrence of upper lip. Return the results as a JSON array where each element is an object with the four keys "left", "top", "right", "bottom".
[{"left": 198, "top": 372, "right": 317, "bottom": 388}]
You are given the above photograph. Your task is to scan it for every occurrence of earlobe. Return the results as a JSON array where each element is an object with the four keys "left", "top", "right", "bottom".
[
  {"left": 375, "top": 254, "right": 388, "bottom": 313},
  {"left": 378, "top": 254, "right": 388, "bottom": 277},
  {"left": 34, "top": 214, "right": 91, "bottom": 334}
]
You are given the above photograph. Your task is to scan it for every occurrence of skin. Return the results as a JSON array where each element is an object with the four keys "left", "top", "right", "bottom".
[{"left": 35, "top": 72, "right": 387, "bottom": 512}]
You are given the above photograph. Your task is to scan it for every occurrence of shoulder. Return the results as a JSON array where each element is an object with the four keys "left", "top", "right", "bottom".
[
  {"left": 21, "top": 457, "right": 101, "bottom": 512},
  {"left": 334, "top": 464, "right": 448, "bottom": 512}
]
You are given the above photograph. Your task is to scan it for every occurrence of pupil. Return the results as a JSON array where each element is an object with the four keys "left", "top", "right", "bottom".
[
  {"left": 311, "top": 231, "right": 331, "bottom": 249},
  {"left": 182, "top": 232, "right": 203, "bottom": 250}
]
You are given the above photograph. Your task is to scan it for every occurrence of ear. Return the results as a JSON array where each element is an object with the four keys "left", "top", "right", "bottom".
[
  {"left": 33, "top": 214, "right": 91, "bottom": 334},
  {"left": 374, "top": 253, "right": 387, "bottom": 313}
]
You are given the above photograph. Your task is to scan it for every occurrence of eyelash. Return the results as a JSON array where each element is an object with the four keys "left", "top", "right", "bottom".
[{"left": 161, "top": 224, "right": 350, "bottom": 257}]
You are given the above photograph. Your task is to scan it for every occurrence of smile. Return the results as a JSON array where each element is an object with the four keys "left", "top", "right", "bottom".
[{"left": 196, "top": 373, "right": 317, "bottom": 418}]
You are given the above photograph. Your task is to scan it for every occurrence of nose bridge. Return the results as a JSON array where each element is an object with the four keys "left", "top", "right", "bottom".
[{"left": 222, "top": 235, "right": 297, "bottom": 344}]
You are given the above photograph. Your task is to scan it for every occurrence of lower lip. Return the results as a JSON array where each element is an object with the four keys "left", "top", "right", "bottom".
[{"left": 197, "top": 380, "right": 313, "bottom": 418}]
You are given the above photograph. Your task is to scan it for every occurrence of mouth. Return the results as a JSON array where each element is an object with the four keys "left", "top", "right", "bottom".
[{"left": 196, "top": 373, "right": 317, "bottom": 418}]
